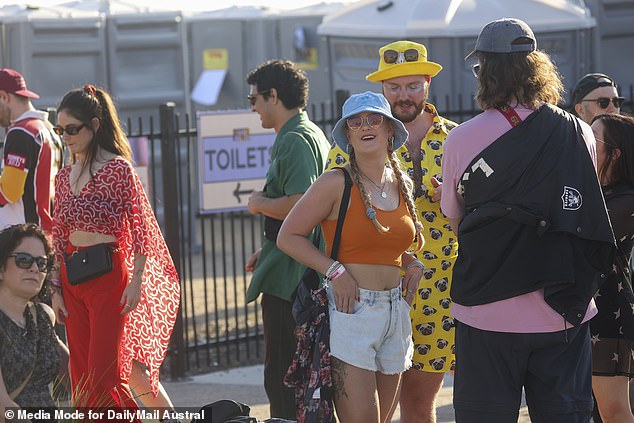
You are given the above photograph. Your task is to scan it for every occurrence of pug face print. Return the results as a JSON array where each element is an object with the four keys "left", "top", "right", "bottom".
[
  {"left": 442, "top": 315, "right": 455, "bottom": 331},
  {"left": 418, "top": 288, "right": 432, "bottom": 300},
  {"left": 435, "top": 278, "right": 449, "bottom": 292},
  {"left": 439, "top": 298, "right": 452, "bottom": 309},
  {"left": 427, "top": 140, "right": 442, "bottom": 150},
  {"left": 416, "top": 344, "right": 431, "bottom": 355},
  {"left": 423, "top": 211, "right": 437, "bottom": 222},
  {"left": 422, "top": 305, "right": 437, "bottom": 316},
  {"left": 423, "top": 268, "right": 437, "bottom": 280},
  {"left": 429, "top": 357, "right": 446, "bottom": 371},
  {"left": 436, "top": 338, "right": 449, "bottom": 349},
  {"left": 422, "top": 251, "right": 438, "bottom": 260},
  {"left": 416, "top": 322, "right": 435, "bottom": 336}
]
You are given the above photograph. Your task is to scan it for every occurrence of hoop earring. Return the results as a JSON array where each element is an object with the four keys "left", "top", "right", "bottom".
[
  {"left": 388, "top": 136, "right": 395, "bottom": 151},
  {"left": 346, "top": 143, "right": 351, "bottom": 154}
]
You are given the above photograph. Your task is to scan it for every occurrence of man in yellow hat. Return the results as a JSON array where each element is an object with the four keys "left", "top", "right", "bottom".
[{"left": 326, "top": 40, "right": 457, "bottom": 423}]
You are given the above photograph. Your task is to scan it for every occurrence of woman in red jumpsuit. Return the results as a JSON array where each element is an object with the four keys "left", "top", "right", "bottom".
[{"left": 49, "top": 85, "right": 180, "bottom": 410}]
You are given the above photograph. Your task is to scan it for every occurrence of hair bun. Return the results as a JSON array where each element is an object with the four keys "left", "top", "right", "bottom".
[{"left": 83, "top": 84, "right": 97, "bottom": 96}]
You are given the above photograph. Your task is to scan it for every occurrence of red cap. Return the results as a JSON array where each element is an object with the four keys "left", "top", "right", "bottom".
[{"left": 0, "top": 68, "right": 39, "bottom": 99}]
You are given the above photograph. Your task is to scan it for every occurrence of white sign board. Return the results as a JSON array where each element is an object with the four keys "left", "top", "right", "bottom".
[{"left": 197, "top": 110, "right": 276, "bottom": 213}]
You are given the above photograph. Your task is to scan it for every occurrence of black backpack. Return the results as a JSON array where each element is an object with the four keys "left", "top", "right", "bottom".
[{"left": 192, "top": 399, "right": 254, "bottom": 423}]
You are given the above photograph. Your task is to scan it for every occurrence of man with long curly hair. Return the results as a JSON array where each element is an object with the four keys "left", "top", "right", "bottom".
[{"left": 441, "top": 18, "right": 615, "bottom": 422}]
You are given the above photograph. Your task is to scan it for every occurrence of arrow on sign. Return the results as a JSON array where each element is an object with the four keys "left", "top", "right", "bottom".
[{"left": 233, "top": 182, "right": 254, "bottom": 203}]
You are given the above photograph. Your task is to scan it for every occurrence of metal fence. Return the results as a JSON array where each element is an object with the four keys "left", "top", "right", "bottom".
[{"left": 129, "top": 91, "right": 634, "bottom": 379}]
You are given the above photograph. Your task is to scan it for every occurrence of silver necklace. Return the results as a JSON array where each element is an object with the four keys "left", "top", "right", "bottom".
[{"left": 360, "top": 168, "right": 388, "bottom": 199}]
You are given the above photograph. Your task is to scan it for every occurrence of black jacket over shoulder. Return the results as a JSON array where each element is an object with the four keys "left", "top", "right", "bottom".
[{"left": 452, "top": 104, "right": 615, "bottom": 325}]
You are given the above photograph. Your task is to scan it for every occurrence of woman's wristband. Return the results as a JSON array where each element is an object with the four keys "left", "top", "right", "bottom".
[
  {"left": 407, "top": 259, "right": 424, "bottom": 271},
  {"left": 328, "top": 265, "right": 346, "bottom": 281},
  {"left": 325, "top": 261, "right": 341, "bottom": 279}
]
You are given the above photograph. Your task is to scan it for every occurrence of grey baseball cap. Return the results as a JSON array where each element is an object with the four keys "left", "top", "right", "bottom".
[{"left": 465, "top": 18, "right": 537, "bottom": 61}]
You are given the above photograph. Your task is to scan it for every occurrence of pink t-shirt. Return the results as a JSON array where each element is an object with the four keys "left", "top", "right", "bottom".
[{"left": 440, "top": 105, "right": 598, "bottom": 333}]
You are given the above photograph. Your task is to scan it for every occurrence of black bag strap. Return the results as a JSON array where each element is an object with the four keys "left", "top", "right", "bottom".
[{"left": 330, "top": 167, "right": 353, "bottom": 260}]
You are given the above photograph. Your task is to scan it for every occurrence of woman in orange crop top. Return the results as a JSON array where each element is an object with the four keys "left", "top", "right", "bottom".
[{"left": 278, "top": 92, "right": 425, "bottom": 423}]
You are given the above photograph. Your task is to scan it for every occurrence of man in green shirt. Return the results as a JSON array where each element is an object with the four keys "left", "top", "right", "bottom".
[{"left": 244, "top": 59, "right": 331, "bottom": 419}]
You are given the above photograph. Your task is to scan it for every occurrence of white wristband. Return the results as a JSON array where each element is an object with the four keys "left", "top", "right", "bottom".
[
  {"left": 325, "top": 260, "right": 341, "bottom": 279},
  {"left": 407, "top": 259, "right": 424, "bottom": 270}
]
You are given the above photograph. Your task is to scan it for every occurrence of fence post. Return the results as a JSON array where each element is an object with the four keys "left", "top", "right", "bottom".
[{"left": 159, "top": 102, "right": 187, "bottom": 380}]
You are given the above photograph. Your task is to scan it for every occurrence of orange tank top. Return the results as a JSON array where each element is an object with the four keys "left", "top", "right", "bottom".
[{"left": 321, "top": 184, "right": 415, "bottom": 267}]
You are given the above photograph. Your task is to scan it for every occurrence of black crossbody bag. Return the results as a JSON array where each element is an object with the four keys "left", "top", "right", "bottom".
[
  {"left": 65, "top": 243, "right": 114, "bottom": 286},
  {"left": 291, "top": 167, "right": 352, "bottom": 320}
]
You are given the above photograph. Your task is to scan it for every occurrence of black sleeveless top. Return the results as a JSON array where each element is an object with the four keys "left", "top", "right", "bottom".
[{"left": 0, "top": 303, "right": 61, "bottom": 408}]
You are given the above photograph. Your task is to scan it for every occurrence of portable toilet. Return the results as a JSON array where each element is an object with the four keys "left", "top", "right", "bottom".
[
  {"left": 0, "top": 3, "right": 107, "bottom": 111},
  {"left": 61, "top": 0, "right": 190, "bottom": 129},
  {"left": 276, "top": 2, "right": 347, "bottom": 110},
  {"left": 318, "top": 0, "right": 596, "bottom": 111},
  {"left": 186, "top": 6, "right": 279, "bottom": 115},
  {"left": 583, "top": 0, "right": 634, "bottom": 92}
]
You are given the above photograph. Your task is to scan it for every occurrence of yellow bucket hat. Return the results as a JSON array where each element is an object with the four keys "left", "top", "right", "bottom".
[{"left": 366, "top": 40, "right": 442, "bottom": 82}]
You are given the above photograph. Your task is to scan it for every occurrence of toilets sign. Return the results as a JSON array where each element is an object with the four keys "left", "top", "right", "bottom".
[{"left": 197, "top": 110, "right": 275, "bottom": 213}]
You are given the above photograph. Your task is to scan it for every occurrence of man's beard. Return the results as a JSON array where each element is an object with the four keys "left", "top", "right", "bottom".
[{"left": 391, "top": 95, "right": 427, "bottom": 123}]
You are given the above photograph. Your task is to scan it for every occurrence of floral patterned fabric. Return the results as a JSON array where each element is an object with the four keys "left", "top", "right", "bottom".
[
  {"left": 53, "top": 157, "right": 180, "bottom": 395},
  {"left": 284, "top": 286, "right": 336, "bottom": 423}
]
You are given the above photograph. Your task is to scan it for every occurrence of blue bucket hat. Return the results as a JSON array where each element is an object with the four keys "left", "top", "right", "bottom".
[{"left": 331, "top": 91, "right": 408, "bottom": 151}]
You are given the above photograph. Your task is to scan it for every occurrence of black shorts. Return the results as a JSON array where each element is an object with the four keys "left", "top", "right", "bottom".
[{"left": 453, "top": 321, "right": 593, "bottom": 423}]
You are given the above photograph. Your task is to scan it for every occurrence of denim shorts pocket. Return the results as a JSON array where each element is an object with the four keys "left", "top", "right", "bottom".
[{"left": 330, "top": 298, "right": 368, "bottom": 316}]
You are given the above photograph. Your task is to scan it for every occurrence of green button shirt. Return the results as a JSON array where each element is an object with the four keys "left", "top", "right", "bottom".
[{"left": 246, "top": 111, "right": 331, "bottom": 303}]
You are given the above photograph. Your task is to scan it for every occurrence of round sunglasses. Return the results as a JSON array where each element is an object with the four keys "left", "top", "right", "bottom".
[
  {"left": 346, "top": 113, "right": 384, "bottom": 130},
  {"left": 8, "top": 252, "right": 51, "bottom": 273},
  {"left": 383, "top": 48, "right": 422, "bottom": 64},
  {"left": 53, "top": 123, "right": 86, "bottom": 136}
]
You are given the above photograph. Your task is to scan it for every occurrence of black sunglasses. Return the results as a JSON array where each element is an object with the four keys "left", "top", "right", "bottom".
[
  {"left": 8, "top": 252, "right": 51, "bottom": 273},
  {"left": 247, "top": 89, "right": 271, "bottom": 106},
  {"left": 581, "top": 97, "right": 625, "bottom": 109},
  {"left": 383, "top": 49, "right": 421, "bottom": 64},
  {"left": 53, "top": 123, "right": 86, "bottom": 136}
]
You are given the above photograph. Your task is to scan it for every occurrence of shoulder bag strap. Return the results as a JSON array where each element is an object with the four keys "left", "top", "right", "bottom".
[
  {"left": 330, "top": 167, "right": 353, "bottom": 260},
  {"left": 496, "top": 105, "right": 523, "bottom": 127},
  {"left": 8, "top": 303, "right": 38, "bottom": 400}
]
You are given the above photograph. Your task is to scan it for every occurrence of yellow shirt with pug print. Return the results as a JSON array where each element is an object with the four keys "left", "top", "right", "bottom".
[{"left": 325, "top": 103, "right": 458, "bottom": 373}]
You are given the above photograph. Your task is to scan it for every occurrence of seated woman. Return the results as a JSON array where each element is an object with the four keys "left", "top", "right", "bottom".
[
  {"left": 0, "top": 223, "right": 69, "bottom": 416},
  {"left": 278, "top": 91, "right": 425, "bottom": 423}
]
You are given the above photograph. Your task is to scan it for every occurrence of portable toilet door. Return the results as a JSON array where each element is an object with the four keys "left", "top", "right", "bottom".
[
  {"left": 583, "top": 0, "right": 634, "bottom": 93},
  {"left": 105, "top": 6, "right": 190, "bottom": 127},
  {"left": 186, "top": 6, "right": 278, "bottom": 115},
  {"left": 276, "top": 2, "right": 347, "bottom": 113},
  {"left": 0, "top": 3, "right": 107, "bottom": 112}
]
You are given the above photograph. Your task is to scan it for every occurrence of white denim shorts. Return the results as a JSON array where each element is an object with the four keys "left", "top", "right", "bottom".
[{"left": 327, "top": 283, "right": 413, "bottom": 374}]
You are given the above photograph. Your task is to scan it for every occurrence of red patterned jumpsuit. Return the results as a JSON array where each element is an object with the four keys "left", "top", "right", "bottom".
[{"left": 53, "top": 157, "right": 180, "bottom": 408}]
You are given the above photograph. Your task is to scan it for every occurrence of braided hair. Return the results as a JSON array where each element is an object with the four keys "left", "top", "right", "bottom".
[
  {"left": 348, "top": 147, "right": 389, "bottom": 233},
  {"left": 387, "top": 150, "right": 425, "bottom": 251}
]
